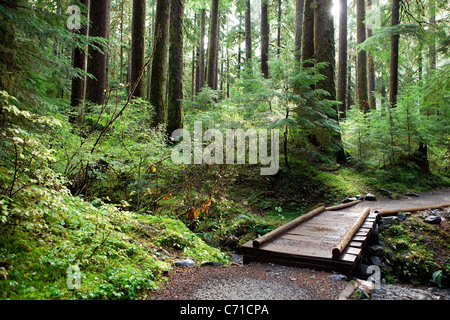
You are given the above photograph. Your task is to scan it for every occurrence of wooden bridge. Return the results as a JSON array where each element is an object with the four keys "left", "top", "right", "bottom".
[{"left": 241, "top": 201, "right": 379, "bottom": 275}]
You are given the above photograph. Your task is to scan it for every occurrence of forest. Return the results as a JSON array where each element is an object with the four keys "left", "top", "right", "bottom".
[{"left": 0, "top": 0, "right": 449, "bottom": 300}]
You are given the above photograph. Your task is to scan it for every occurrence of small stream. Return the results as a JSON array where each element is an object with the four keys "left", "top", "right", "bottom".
[{"left": 371, "top": 283, "right": 450, "bottom": 300}]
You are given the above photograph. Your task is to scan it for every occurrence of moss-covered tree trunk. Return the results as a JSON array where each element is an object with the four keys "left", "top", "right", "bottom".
[
  {"left": 301, "top": 0, "right": 314, "bottom": 67},
  {"left": 207, "top": 0, "right": 219, "bottom": 89},
  {"left": 261, "top": 0, "right": 269, "bottom": 78},
  {"left": 70, "top": 0, "right": 89, "bottom": 126},
  {"left": 294, "top": 0, "right": 304, "bottom": 63},
  {"left": 197, "top": 8, "right": 206, "bottom": 92},
  {"left": 356, "top": 0, "right": 368, "bottom": 113},
  {"left": 130, "top": 0, "right": 146, "bottom": 98},
  {"left": 337, "top": 0, "right": 347, "bottom": 120},
  {"left": 367, "top": 0, "right": 376, "bottom": 111},
  {"left": 245, "top": 0, "right": 252, "bottom": 65},
  {"left": 150, "top": 0, "right": 170, "bottom": 126},
  {"left": 314, "top": 0, "right": 346, "bottom": 163},
  {"left": 86, "top": 0, "right": 111, "bottom": 106},
  {"left": 166, "top": 0, "right": 185, "bottom": 136},
  {"left": 389, "top": 0, "right": 400, "bottom": 108}
]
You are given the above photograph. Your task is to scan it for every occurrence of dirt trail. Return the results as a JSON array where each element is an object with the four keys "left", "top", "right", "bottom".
[
  {"left": 347, "top": 189, "right": 450, "bottom": 213},
  {"left": 148, "top": 189, "right": 450, "bottom": 301}
]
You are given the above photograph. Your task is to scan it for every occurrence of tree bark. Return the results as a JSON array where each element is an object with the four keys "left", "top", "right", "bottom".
[
  {"left": 245, "top": 0, "right": 252, "bottom": 65},
  {"left": 207, "top": 0, "right": 220, "bottom": 89},
  {"left": 150, "top": 0, "right": 170, "bottom": 126},
  {"left": 337, "top": 0, "right": 347, "bottom": 119},
  {"left": 314, "top": 0, "right": 336, "bottom": 102},
  {"left": 356, "top": 0, "right": 368, "bottom": 112},
  {"left": 294, "top": 0, "right": 304, "bottom": 63},
  {"left": 277, "top": 0, "right": 282, "bottom": 56},
  {"left": 389, "top": 0, "right": 400, "bottom": 108},
  {"left": 70, "top": 0, "right": 89, "bottom": 126},
  {"left": 86, "top": 0, "right": 111, "bottom": 106},
  {"left": 301, "top": 0, "right": 314, "bottom": 67},
  {"left": 130, "top": 0, "right": 146, "bottom": 99},
  {"left": 261, "top": 0, "right": 269, "bottom": 78},
  {"left": 367, "top": 0, "right": 376, "bottom": 110},
  {"left": 166, "top": 0, "right": 185, "bottom": 136},
  {"left": 314, "top": 0, "right": 346, "bottom": 163},
  {"left": 197, "top": 8, "right": 206, "bottom": 92},
  {"left": 428, "top": 0, "right": 436, "bottom": 72}
]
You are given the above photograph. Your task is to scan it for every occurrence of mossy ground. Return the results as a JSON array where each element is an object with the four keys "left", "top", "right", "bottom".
[{"left": 379, "top": 210, "right": 450, "bottom": 287}]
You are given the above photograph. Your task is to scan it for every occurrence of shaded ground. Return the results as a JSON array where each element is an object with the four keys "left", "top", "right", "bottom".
[{"left": 147, "top": 189, "right": 450, "bottom": 300}]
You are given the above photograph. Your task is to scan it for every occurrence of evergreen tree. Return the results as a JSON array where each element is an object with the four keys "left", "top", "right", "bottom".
[
  {"left": 167, "top": 0, "right": 185, "bottom": 136},
  {"left": 150, "top": 0, "right": 170, "bottom": 126},
  {"left": 86, "top": 0, "right": 111, "bottom": 106},
  {"left": 130, "top": 0, "right": 146, "bottom": 98}
]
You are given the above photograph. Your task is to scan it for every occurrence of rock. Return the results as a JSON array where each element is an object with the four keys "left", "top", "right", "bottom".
[
  {"left": 396, "top": 212, "right": 406, "bottom": 221},
  {"left": 378, "top": 216, "right": 400, "bottom": 230},
  {"left": 424, "top": 216, "right": 442, "bottom": 224},
  {"left": 395, "top": 241, "right": 409, "bottom": 251},
  {"left": 329, "top": 274, "right": 348, "bottom": 281},
  {"left": 343, "top": 197, "right": 357, "bottom": 203},
  {"left": 405, "top": 192, "right": 419, "bottom": 197},
  {"left": 379, "top": 189, "right": 393, "bottom": 199},
  {"left": 365, "top": 245, "right": 384, "bottom": 257},
  {"left": 369, "top": 256, "right": 382, "bottom": 266},
  {"left": 355, "top": 264, "right": 372, "bottom": 279},
  {"left": 365, "top": 193, "right": 377, "bottom": 201},
  {"left": 201, "top": 261, "right": 223, "bottom": 267},
  {"left": 175, "top": 258, "right": 195, "bottom": 267}
]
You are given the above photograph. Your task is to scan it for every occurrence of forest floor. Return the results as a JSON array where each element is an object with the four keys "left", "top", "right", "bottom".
[{"left": 147, "top": 189, "right": 450, "bottom": 300}]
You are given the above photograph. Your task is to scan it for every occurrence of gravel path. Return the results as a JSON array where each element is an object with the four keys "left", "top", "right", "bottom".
[
  {"left": 147, "top": 262, "right": 349, "bottom": 300},
  {"left": 347, "top": 189, "right": 450, "bottom": 213},
  {"left": 147, "top": 189, "right": 450, "bottom": 301}
]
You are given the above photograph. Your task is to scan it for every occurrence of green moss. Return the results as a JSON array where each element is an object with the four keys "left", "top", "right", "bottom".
[{"left": 0, "top": 185, "right": 228, "bottom": 300}]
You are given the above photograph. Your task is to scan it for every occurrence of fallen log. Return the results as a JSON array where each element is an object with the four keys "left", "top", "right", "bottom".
[
  {"left": 376, "top": 203, "right": 450, "bottom": 216},
  {"left": 252, "top": 206, "right": 326, "bottom": 248},
  {"left": 332, "top": 208, "right": 370, "bottom": 258},
  {"left": 326, "top": 200, "right": 363, "bottom": 211}
]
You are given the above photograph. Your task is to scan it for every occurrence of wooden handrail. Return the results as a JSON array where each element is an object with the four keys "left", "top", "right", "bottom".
[
  {"left": 332, "top": 208, "right": 370, "bottom": 258},
  {"left": 252, "top": 206, "right": 326, "bottom": 248}
]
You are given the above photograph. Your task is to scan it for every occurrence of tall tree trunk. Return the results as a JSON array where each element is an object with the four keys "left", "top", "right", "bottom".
[
  {"left": 197, "top": 8, "right": 206, "bottom": 92},
  {"left": 314, "top": 0, "right": 346, "bottom": 163},
  {"left": 119, "top": 0, "right": 124, "bottom": 84},
  {"left": 261, "top": 0, "right": 269, "bottom": 78},
  {"left": 70, "top": 0, "right": 90, "bottom": 125},
  {"left": 150, "top": 0, "right": 170, "bottom": 126},
  {"left": 131, "top": 0, "right": 146, "bottom": 98},
  {"left": 86, "top": 0, "right": 111, "bottom": 106},
  {"left": 314, "top": 0, "right": 336, "bottom": 109},
  {"left": 367, "top": 0, "right": 376, "bottom": 110},
  {"left": 389, "top": 0, "right": 400, "bottom": 108},
  {"left": 245, "top": 0, "right": 252, "bottom": 65},
  {"left": 166, "top": 0, "right": 185, "bottom": 136},
  {"left": 428, "top": 0, "right": 436, "bottom": 72},
  {"left": 337, "top": 0, "right": 347, "bottom": 119},
  {"left": 277, "top": 0, "right": 282, "bottom": 56},
  {"left": 213, "top": 11, "right": 220, "bottom": 90},
  {"left": 356, "top": 0, "right": 368, "bottom": 112},
  {"left": 206, "top": 0, "right": 220, "bottom": 89},
  {"left": 294, "top": 0, "right": 304, "bottom": 63},
  {"left": 301, "top": 0, "right": 314, "bottom": 67}
]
